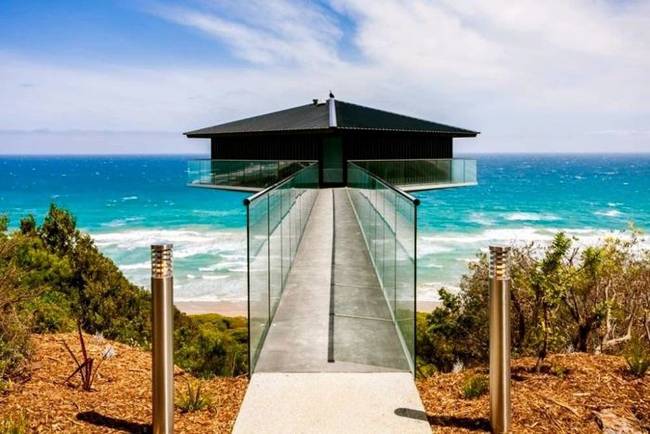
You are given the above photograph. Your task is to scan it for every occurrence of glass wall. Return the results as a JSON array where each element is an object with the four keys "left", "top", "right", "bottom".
[
  {"left": 346, "top": 162, "right": 418, "bottom": 373},
  {"left": 188, "top": 159, "right": 314, "bottom": 190},
  {"left": 245, "top": 163, "right": 319, "bottom": 372},
  {"left": 351, "top": 159, "right": 477, "bottom": 189}
]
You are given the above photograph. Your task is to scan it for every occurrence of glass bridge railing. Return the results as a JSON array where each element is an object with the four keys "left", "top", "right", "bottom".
[
  {"left": 350, "top": 159, "right": 477, "bottom": 191},
  {"left": 188, "top": 159, "right": 315, "bottom": 191},
  {"left": 244, "top": 163, "right": 319, "bottom": 372},
  {"left": 346, "top": 162, "right": 419, "bottom": 373}
]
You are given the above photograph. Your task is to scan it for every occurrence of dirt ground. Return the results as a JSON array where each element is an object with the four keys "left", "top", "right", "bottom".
[
  {"left": 417, "top": 352, "right": 649, "bottom": 433},
  {"left": 0, "top": 333, "right": 248, "bottom": 433}
]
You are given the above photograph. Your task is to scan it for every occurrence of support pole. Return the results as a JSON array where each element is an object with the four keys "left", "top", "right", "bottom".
[
  {"left": 489, "top": 246, "right": 511, "bottom": 434},
  {"left": 151, "top": 243, "right": 174, "bottom": 434}
]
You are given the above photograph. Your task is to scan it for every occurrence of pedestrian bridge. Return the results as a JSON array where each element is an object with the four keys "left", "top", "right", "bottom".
[{"left": 244, "top": 162, "right": 418, "bottom": 375}]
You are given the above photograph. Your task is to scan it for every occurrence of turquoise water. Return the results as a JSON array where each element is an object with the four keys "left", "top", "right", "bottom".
[{"left": 1, "top": 154, "right": 649, "bottom": 302}]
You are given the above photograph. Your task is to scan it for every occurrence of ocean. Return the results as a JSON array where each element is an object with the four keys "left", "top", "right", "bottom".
[{"left": 1, "top": 154, "right": 649, "bottom": 302}]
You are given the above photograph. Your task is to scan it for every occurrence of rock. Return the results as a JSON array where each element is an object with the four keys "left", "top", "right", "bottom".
[{"left": 594, "top": 408, "right": 644, "bottom": 434}]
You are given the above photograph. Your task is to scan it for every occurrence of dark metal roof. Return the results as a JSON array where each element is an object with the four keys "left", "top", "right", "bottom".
[
  {"left": 184, "top": 99, "right": 478, "bottom": 137},
  {"left": 334, "top": 101, "right": 477, "bottom": 136}
]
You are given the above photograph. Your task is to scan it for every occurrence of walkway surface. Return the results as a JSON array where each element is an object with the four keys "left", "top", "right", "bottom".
[{"left": 234, "top": 189, "right": 430, "bottom": 433}]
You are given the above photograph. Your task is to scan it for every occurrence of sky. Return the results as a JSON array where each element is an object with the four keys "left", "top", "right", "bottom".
[{"left": 0, "top": 0, "right": 649, "bottom": 154}]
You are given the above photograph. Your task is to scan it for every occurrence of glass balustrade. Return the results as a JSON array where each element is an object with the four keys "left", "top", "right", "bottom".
[
  {"left": 346, "top": 162, "right": 418, "bottom": 373},
  {"left": 188, "top": 159, "right": 315, "bottom": 190},
  {"left": 350, "top": 159, "right": 477, "bottom": 191},
  {"left": 245, "top": 163, "right": 319, "bottom": 372}
]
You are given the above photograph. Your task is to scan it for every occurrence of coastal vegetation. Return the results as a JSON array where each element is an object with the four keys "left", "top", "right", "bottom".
[
  {"left": 0, "top": 205, "right": 247, "bottom": 389},
  {"left": 417, "top": 230, "right": 650, "bottom": 375}
]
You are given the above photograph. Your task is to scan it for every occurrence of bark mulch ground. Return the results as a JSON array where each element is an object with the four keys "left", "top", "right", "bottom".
[
  {"left": 0, "top": 333, "right": 248, "bottom": 433},
  {"left": 416, "top": 353, "right": 649, "bottom": 433}
]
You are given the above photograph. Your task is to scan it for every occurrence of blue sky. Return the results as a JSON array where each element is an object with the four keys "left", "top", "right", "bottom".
[{"left": 1, "top": 0, "right": 649, "bottom": 154}]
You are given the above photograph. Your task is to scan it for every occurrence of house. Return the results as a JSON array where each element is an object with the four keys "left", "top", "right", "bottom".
[{"left": 185, "top": 95, "right": 478, "bottom": 191}]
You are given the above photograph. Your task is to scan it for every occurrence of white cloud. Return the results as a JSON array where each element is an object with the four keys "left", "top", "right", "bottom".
[{"left": 0, "top": 0, "right": 649, "bottom": 153}]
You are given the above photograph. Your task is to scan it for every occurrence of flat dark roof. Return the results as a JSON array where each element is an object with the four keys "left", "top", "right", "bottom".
[{"left": 185, "top": 99, "right": 478, "bottom": 138}]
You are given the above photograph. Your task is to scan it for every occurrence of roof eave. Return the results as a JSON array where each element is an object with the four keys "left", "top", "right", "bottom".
[{"left": 184, "top": 127, "right": 335, "bottom": 138}]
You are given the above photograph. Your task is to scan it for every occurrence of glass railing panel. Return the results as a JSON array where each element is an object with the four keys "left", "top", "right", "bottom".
[
  {"left": 247, "top": 196, "right": 270, "bottom": 368},
  {"left": 346, "top": 162, "right": 418, "bottom": 373},
  {"left": 350, "top": 159, "right": 477, "bottom": 189},
  {"left": 188, "top": 159, "right": 314, "bottom": 190},
  {"left": 245, "top": 163, "right": 319, "bottom": 373},
  {"left": 395, "top": 193, "right": 416, "bottom": 364}
]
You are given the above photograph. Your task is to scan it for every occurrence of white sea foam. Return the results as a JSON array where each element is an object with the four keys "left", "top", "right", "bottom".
[
  {"left": 92, "top": 228, "right": 245, "bottom": 255},
  {"left": 594, "top": 209, "right": 624, "bottom": 218},
  {"left": 419, "top": 227, "right": 648, "bottom": 255},
  {"left": 121, "top": 196, "right": 138, "bottom": 201},
  {"left": 192, "top": 209, "right": 245, "bottom": 217},
  {"left": 503, "top": 212, "right": 561, "bottom": 222},
  {"left": 201, "top": 275, "right": 229, "bottom": 280},
  {"left": 467, "top": 212, "right": 495, "bottom": 226},
  {"left": 101, "top": 217, "right": 145, "bottom": 228},
  {"left": 120, "top": 261, "right": 150, "bottom": 271}
]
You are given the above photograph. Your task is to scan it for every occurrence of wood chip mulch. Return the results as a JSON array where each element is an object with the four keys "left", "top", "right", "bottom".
[
  {"left": 416, "top": 353, "right": 649, "bottom": 433},
  {"left": 0, "top": 333, "right": 248, "bottom": 433}
]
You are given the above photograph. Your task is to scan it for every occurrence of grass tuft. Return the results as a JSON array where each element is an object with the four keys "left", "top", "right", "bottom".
[
  {"left": 624, "top": 336, "right": 650, "bottom": 377},
  {"left": 461, "top": 373, "right": 488, "bottom": 399},
  {"left": 0, "top": 412, "right": 28, "bottom": 434},
  {"left": 176, "top": 380, "right": 212, "bottom": 413}
]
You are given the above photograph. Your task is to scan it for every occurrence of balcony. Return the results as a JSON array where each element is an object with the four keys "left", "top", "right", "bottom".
[
  {"left": 187, "top": 159, "right": 315, "bottom": 192},
  {"left": 349, "top": 159, "right": 477, "bottom": 192}
]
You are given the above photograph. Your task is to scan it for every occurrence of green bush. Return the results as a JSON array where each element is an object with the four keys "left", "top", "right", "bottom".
[
  {"left": 1, "top": 205, "right": 248, "bottom": 381},
  {"left": 28, "top": 291, "right": 75, "bottom": 333},
  {"left": 624, "top": 336, "right": 650, "bottom": 377},
  {"left": 461, "top": 374, "right": 489, "bottom": 399},
  {"left": 174, "top": 313, "right": 248, "bottom": 377},
  {"left": 418, "top": 231, "right": 650, "bottom": 372}
]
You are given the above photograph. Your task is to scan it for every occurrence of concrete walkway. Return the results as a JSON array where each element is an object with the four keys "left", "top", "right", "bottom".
[
  {"left": 234, "top": 189, "right": 430, "bottom": 433},
  {"left": 232, "top": 373, "right": 431, "bottom": 434}
]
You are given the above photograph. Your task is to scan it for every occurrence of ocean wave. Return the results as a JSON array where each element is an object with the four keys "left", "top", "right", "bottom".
[
  {"left": 192, "top": 209, "right": 245, "bottom": 217},
  {"left": 92, "top": 228, "right": 245, "bottom": 256},
  {"left": 120, "top": 261, "right": 150, "bottom": 270},
  {"left": 420, "top": 227, "right": 646, "bottom": 250},
  {"left": 201, "top": 275, "right": 229, "bottom": 280},
  {"left": 198, "top": 261, "right": 246, "bottom": 272},
  {"left": 467, "top": 212, "right": 495, "bottom": 226},
  {"left": 121, "top": 196, "right": 138, "bottom": 201},
  {"left": 170, "top": 276, "right": 245, "bottom": 301},
  {"left": 594, "top": 209, "right": 624, "bottom": 218},
  {"left": 503, "top": 212, "right": 561, "bottom": 222},
  {"left": 101, "top": 217, "right": 145, "bottom": 228}
]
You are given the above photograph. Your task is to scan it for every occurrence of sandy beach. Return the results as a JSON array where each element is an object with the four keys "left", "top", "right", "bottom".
[
  {"left": 175, "top": 300, "right": 247, "bottom": 317},
  {"left": 175, "top": 300, "right": 440, "bottom": 317}
]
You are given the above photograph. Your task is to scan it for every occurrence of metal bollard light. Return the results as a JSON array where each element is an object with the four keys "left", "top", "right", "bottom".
[
  {"left": 151, "top": 244, "right": 174, "bottom": 434},
  {"left": 489, "top": 246, "right": 511, "bottom": 434}
]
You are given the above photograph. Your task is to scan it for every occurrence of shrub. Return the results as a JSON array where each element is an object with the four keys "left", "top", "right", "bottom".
[
  {"left": 624, "top": 336, "right": 650, "bottom": 377},
  {"left": 176, "top": 380, "right": 212, "bottom": 413},
  {"left": 29, "top": 292, "right": 75, "bottom": 333},
  {"left": 461, "top": 374, "right": 488, "bottom": 399},
  {"left": 174, "top": 313, "right": 248, "bottom": 377},
  {"left": 0, "top": 205, "right": 247, "bottom": 380}
]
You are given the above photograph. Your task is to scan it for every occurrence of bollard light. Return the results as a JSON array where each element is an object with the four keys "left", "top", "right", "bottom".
[
  {"left": 151, "top": 243, "right": 174, "bottom": 434},
  {"left": 489, "top": 246, "right": 511, "bottom": 434}
]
